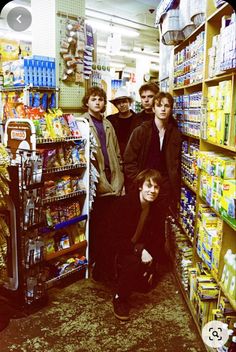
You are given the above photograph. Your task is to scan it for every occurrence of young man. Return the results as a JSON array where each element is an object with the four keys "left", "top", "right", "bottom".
[
  {"left": 136, "top": 83, "right": 159, "bottom": 123},
  {"left": 123, "top": 92, "right": 182, "bottom": 264},
  {"left": 109, "top": 169, "right": 162, "bottom": 321},
  {"left": 81, "top": 86, "right": 124, "bottom": 280},
  {"left": 106, "top": 87, "right": 139, "bottom": 157}
]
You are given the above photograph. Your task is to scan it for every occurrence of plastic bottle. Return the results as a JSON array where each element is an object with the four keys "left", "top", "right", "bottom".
[
  {"left": 221, "top": 249, "right": 232, "bottom": 288},
  {"left": 228, "top": 254, "right": 236, "bottom": 299},
  {"left": 225, "top": 253, "right": 235, "bottom": 294}
]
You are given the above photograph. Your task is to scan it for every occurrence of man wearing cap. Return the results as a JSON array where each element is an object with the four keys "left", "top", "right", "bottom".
[{"left": 107, "top": 87, "right": 139, "bottom": 158}]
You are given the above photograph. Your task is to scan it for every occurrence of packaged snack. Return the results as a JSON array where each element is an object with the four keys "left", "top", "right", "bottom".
[
  {"left": 43, "top": 149, "right": 58, "bottom": 169},
  {"left": 44, "top": 180, "right": 56, "bottom": 198},
  {"left": 57, "top": 146, "right": 66, "bottom": 166},
  {"left": 71, "top": 145, "right": 80, "bottom": 164},
  {"left": 64, "top": 144, "right": 73, "bottom": 165},
  {"left": 64, "top": 114, "right": 81, "bottom": 137},
  {"left": 59, "top": 116, "right": 71, "bottom": 137}
]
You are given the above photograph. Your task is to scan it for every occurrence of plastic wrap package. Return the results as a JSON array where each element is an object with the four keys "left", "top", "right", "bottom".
[
  {"left": 162, "top": 9, "right": 184, "bottom": 45},
  {"left": 179, "top": 0, "right": 196, "bottom": 38},
  {"left": 190, "top": 0, "right": 206, "bottom": 26}
]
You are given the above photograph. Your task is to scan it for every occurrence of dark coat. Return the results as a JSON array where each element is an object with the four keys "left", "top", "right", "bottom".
[
  {"left": 108, "top": 190, "right": 161, "bottom": 261},
  {"left": 106, "top": 110, "right": 140, "bottom": 157},
  {"left": 123, "top": 117, "right": 182, "bottom": 204},
  {"left": 136, "top": 110, "right": 154, "bottom": 123}
]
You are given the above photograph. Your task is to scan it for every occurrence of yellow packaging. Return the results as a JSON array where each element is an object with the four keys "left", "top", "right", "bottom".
[
  {"left": 197, "top": 296, "right": 217, "bottom": 328},
  {"left": 219, "top": 180, "right": 236, "bottom": 228},
  {"left": 216, "top": 110, "right": 226, "bottom": 144},
  {"left": 216, "top": 157, "right": 236, "bottom": 180},
  {"left": 207, "top": 86, "right": 218, "bottom": 111},
  {"left": 207, "top": 111, "right": 217, "bottom": 127},
  {"left": 218, "top": 80, "right": 232, "bottom": 113},
  {"left": 201, "top": 212, "right": 218, "bottom": 228},
  {"left": 0, "top": 38, "right": 19, "bottom": 61},
  {"left": 207, "top": 126, "right": 217, "bottom": 143},
  {"left": 188, "top": 267, "right": 197, "bottom": 301}
]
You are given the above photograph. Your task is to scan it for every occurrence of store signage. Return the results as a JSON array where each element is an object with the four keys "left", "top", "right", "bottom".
[
  {"left": 10, "top": 129, "right": 27, "bottom": 140},
  {"left": 4, "top": 118, "right": 36, "bottom": 159}
]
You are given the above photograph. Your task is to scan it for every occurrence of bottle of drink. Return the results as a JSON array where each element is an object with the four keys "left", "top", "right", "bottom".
[{"left": 25, "top": 270, "right": 37, "bottom": 304}]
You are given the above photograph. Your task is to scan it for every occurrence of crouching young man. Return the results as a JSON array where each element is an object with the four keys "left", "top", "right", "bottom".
[{"left": 108, "top": 169, "right": 163, "bottom": 321}]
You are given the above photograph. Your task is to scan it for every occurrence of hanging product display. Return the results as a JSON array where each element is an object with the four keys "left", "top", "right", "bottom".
[{"left": 60, "top": 17, "right": 94, "bottom": 83}]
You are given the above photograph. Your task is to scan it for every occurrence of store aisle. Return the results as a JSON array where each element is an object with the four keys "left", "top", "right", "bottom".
[{"left": 0, "top": 271, "right": 206, "bottom": 352}]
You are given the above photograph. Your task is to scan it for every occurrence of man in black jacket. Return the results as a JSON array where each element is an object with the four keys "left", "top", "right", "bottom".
[
  {"left": 110, "top": 169, "right": 162, "bottom": 321},
  {"left": 136, "top": 82, "right": 159, "bottom": 123},
  {"left": 123, "top": 92, "right": 182, "bottom": 264},
  {"left": 106, "top": 87, "right": 139, "bottom": 158}
]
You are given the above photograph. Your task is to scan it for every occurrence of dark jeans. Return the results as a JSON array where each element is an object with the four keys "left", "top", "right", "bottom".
[
  {"left": 115, "top": 253, "right": 156, "bottom": 299},
  {"left": 89, "top": 195, "right": 117, "bottom": 278}
]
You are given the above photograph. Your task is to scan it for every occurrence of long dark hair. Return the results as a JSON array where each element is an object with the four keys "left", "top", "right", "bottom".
[{"left": 134, "top": 169, "right": 162, "bottom": 189}]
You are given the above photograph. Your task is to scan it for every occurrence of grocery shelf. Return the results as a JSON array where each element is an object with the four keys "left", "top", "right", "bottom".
[{"left": 45, "top": 240, "right": 87, "bottom": 261}]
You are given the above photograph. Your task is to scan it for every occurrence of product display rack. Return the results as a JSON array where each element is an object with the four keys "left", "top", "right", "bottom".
[
  {"left": 1, "top": 116, "right": 90, "bottom": 311},
  {"left": 169, "top": 1, "right": 236, "bottom": 350},
  {"left": 36, "top": 117, "right": 90, "bottom": 290},
  {"left": 0, "top": 85, "right": 59, "bottom": 143}
]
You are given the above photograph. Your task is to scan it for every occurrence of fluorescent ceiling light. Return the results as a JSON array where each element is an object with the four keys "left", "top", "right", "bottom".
[
  {"left": 86, "top": 9, "right": 141, "bottom": 30},
  {"left": 97, "top": 47, "right": 159, "bottom": 63},
  {"left": 86, "top": 19, "right": 139, "bottom": 38},
  {"left": 0, "top": 28, "right": 32, "bottom": 41}
]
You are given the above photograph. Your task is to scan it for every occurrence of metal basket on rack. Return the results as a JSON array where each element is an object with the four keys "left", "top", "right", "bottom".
[
  {"left": 162, "top": 30, "right": 185, "bottom": 46},
  {"left": 191, "top": 13, "right": 205, "bottom": 26},
  {"left": 182, "top": 24, "right": 196, "bottom": 38}
]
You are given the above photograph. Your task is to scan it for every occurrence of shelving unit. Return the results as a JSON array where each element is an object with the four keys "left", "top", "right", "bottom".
[
  {"left": 1, "top": 116, "right": 90, "bottom": 310},
  {"left": 38, "top": 117, "right": 90, "bottom": 289},
  {"left": 0, "top": 85, "right": 59, "bottom": 143},
  {"left": 169, "top": 0, "right": 236, "bottom": 347}
]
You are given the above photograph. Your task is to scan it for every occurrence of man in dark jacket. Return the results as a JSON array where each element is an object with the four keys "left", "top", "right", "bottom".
[
  {"left": 106, "top": 87, "right": 139, "bottom": 158},
  {"left": 136, "top": 82, "right": 159, "bottom": 123},
  {"left": 110, "top": 169, "right": 162, "bottom": 321},
  {"left": 123, "top": 92, "right": 182, "bottom": 263}
]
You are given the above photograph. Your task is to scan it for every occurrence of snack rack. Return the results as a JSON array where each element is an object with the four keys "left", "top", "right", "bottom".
[{"left": 1, "top": 117, "right": 90, "bottom": 311}]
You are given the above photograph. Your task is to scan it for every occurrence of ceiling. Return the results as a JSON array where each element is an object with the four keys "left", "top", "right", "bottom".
[
  {"left": 0, "top": 0, "right": 161, "bottom": 70},
  {"left": 85, "top": 0, "right": 161, "bottom": 69}
]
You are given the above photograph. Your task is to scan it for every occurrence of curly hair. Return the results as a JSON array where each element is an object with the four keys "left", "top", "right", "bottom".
[
  {"left": 82, "top": 86, "right": 107, "bottom": 112},
  {"left": 152, "top": 91, "right": 174, "bottom": 109}
]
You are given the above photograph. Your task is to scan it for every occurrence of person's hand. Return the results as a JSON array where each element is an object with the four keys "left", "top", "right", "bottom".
[{"left": 141, "top": 249, "right": 152, "bottom": 264}]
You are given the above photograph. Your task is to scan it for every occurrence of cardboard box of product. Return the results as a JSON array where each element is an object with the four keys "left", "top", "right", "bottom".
[{"left": 219, "top": 180, "right": 236, "bottom": 229}]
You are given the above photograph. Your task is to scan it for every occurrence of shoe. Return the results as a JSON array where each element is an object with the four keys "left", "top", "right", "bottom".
[{"left": 112, "top": 296, "right": 130, "bottom": 321}]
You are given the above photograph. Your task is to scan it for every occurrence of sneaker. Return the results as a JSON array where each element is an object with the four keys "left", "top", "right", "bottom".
[{"left": 112, "top": 296, "right": 130, "bottom": 321}]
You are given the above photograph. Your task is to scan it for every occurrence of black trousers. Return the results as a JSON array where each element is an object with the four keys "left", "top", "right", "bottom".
[
  {"left": 115, "top": 253, "right": 156, "bottom": 299},
  {"left": 89, "top": 195, "right": 117, "bottom": 278}
]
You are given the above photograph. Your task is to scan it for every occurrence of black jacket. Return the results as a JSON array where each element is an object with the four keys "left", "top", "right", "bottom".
[
  {"left": 106, "top": 111, "right": 140, "bottom": 157},
  {"left": 108, "top": 191, "right": 160, "bottom": 260},
  {"left": 123, "top": 118, "right": 182, "bottom": 204}
]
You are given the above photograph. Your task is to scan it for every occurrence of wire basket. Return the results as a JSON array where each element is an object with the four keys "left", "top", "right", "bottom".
[
  {"left": 182, "top": 24, "right": 196, "bottom": 38},
  {"left": 191, "top": 13, "right": 205, "bottom": 26},
  {"left": 162, "top": 30, "right": 184, "bottom": 46}
]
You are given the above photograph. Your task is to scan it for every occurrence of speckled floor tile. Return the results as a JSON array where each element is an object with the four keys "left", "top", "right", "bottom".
[{"left": 0, "top": 272, "right": 206, "bottom": 352}]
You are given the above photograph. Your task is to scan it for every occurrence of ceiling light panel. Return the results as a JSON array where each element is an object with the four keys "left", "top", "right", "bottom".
[{"left": 86, "top": 19, "right": 139, "bottom": 37}]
